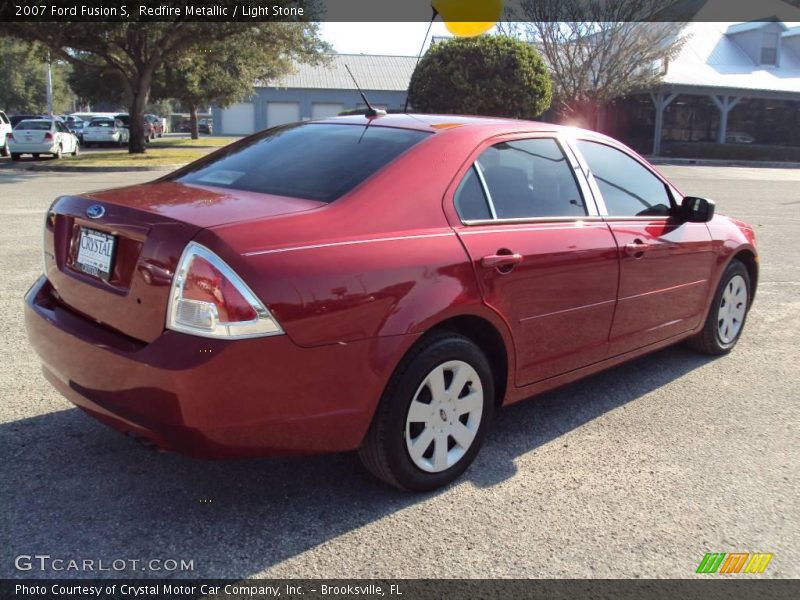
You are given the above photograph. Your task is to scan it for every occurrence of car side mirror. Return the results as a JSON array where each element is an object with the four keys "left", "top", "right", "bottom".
[{"left": 681, "top": 196, "right": 715, "bottom": 223}]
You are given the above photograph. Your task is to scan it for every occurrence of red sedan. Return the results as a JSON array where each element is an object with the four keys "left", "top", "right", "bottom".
[{"left": 25, "top": 115, "right": 757, "bottom": 491}]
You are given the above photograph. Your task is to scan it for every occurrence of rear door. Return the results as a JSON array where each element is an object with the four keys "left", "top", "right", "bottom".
[
  {"left": 449, "top": 134, "right": 620, "bottom": 386},
  {"left": 571, "top": 138, "right": 715, "bottom": 355}
]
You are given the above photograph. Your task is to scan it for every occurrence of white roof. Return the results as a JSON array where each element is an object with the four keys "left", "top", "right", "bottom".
[
  {"left": 260, "top": 54, "right": 417, "bottom": 91},
  {"left": 663, "top": 21, "right": 800, "bottom": 94}
]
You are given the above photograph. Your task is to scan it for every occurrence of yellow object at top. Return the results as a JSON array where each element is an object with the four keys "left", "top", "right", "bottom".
[{"left": 432, "top": 0, "right": 504, "bottom": 37}]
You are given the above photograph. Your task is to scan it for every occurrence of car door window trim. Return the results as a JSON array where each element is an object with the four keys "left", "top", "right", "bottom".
[{"left": 457, "top": 135, "right": 599, "bottom": 226}]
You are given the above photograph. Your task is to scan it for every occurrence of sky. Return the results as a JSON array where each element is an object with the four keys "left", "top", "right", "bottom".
[{"left": 319, "top": 22, "right": 458, "bottom": 56}]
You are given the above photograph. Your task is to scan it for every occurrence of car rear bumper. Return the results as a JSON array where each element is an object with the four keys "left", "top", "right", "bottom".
[
  {"left": 25, "top": 276, "right": 415, "bottom": 458},
  {"left": 9, "top": 142, "right": 57, "bottom": 153}
]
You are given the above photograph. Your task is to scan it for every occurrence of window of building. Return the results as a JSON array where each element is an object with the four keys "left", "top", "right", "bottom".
[
  {"left": 576, "top": 140, "right": 672, "bottom": 217},
  {"left": 761, "top": 32, "right": 779, "bottom": 65}
]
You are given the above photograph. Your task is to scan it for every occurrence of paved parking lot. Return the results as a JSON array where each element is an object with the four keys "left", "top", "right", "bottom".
[{"left": 0, "top": 165, "right": 798, "bottom": 579}]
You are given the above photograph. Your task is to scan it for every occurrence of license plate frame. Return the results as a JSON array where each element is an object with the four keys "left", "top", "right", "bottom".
[{"left": 75, "top": 227, "right": 116, "bottom": 281}]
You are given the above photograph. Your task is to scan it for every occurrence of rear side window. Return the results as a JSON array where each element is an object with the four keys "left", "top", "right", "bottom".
[
  {"left": 15, "top": 120, "right": 51, "bottom": 130},
  {"left": 576, "top": 140, "right": 672, "bottom": 217},
  {"left": 454, "top": 137, "right": 586, "bottom": 221},
  {"left": 455, "top": 167, "right": 492, "bottom": 220},
  {"left": 175, "top": 123, "right": 431, "bottom": 203}
]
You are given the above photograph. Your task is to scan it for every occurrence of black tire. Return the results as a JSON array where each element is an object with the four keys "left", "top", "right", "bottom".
[
  {"left": 53, "top": 146, "right": 62, "bottom": 160},
  {"left": 688, "top": 259, "right": 751, "bottom": 355},
  {"left": 32, "top": 153, "right": 40, "bottom": 159},
  {"left": 11, "top": 153, "right": 20, "bottom": 161},
  {"left": 1, "top": 143, "right": 8, "bottom": 157},
  {"left": 359, "top": 332, "right": 495, "bottom": 492},
  {"left": 72, "top": 143, "right": 79, "bottom": 157}
]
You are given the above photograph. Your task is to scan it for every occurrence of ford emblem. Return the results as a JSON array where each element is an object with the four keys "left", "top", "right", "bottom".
[{"left": 86, "top": 204, "right": 105, "bottom": 219}]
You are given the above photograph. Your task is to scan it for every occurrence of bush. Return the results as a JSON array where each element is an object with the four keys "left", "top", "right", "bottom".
[{"left": 407, "top": 35, "right": 552, "bottom": 119}]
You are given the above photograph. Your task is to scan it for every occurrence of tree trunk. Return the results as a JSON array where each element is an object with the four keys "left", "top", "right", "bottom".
[
  {"left": 189, "top": 103, "right": 199, "bottom": 140},
  {"left": 128, "top": 69, "right": 154, "bottom": 154}
]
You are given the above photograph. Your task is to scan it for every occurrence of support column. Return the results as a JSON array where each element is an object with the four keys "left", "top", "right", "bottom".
[
  {"left": 710, "top": 95, "right": 741, "bottom": 144},
  {"left": 650, "top": 92, "right": 678, "bottom": 156}
]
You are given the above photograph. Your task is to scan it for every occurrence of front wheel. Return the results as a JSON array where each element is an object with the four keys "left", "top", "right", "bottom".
[
  {"left": 359, "top": 332, "right": 494, "bottom": 491},
  {"left": 688, "top": 259, "right": 751, "bottom": 355},
  {"left": 72, "top": 143, "right": 79, "bottom": 157}
]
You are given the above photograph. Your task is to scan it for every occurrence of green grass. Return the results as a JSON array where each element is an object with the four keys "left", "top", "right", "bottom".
[
  {"left": 147, "top": 136, "right": 241, "bottom": 149},
  {"left": 68, "top": 147, "right": 212, "bottom": 167}
]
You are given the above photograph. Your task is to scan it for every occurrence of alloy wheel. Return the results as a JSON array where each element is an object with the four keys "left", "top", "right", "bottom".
[
  {"left": 717, "top": 274, "right": 747, "bottom": 344},
  {"left": 404, "top": 360, "right": 483, "bottom": 473}
]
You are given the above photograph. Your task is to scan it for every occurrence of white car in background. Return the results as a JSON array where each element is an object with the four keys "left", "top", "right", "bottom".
[
  {"left": 82, "top": 117, "right": 129, "bottom": 147},
  {"left": 0, "top": 110, "right": 12, "bottom": 157},
  {"left": 8, "top": 119, "right": 79, "bottom": 160}
]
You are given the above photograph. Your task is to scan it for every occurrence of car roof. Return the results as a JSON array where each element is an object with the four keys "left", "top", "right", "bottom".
[{"left": 315, "top": 113, "right": 564, "bottom": 133}]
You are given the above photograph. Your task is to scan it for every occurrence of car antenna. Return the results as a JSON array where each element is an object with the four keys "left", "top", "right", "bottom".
[{"left": 344, "top": 64, "right": 386, "bottom": 118}]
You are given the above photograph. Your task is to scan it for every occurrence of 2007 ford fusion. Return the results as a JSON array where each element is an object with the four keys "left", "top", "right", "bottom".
[{"left": 25, "top": 114, "right": 757, "bottom": 491}]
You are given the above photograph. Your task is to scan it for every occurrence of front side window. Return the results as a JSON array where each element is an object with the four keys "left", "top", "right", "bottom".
[
  {"left": 175, "top": 123, "right": 430, "bottom": 203},
  {"left": 576, "top": 140, "right": 672, "bottom": 217},
  {"left": 454, "top": 137, "right": 586, "bottom": 221}
]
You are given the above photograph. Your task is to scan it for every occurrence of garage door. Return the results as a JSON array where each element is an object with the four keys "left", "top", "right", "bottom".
[
  {"left": 220, "top": 102, "right": 255, "bottom": 135},
  {"left": 267, "top": 102, "right": 300, "bottom": 128},
  {"left": 311, "top": 103, "right": 344, "bottom": 120}
]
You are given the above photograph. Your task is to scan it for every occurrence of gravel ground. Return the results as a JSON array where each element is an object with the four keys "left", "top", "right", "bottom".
[{"left": 0, "top": 165, "right": 798, "bottom": 579}]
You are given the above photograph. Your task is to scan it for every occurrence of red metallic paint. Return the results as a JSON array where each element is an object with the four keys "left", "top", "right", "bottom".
[{"left": 25, "top": 115, "right": 758, "bottom": 458}]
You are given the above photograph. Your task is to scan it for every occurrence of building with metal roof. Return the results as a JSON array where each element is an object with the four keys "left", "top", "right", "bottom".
[{"left": 212, "top": 54, "right": 417, "bottom": 135}]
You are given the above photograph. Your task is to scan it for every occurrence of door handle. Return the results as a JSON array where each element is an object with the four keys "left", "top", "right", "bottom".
[
  {"left": 482, "top": 252, "right": 523, "bottom": 269},
  {"left": 625, "top": 239, "right": 649, "bottom": 257}
]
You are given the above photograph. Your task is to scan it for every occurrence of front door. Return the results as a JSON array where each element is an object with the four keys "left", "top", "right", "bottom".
[
  {"left": 573, "top": 139, "right": 716, "bottom": 355},
  {"left": 450, "top": 135, "right": 620, "bottom": 386}
]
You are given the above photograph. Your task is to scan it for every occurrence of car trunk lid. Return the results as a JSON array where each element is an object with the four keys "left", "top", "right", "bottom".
[{"left": 44, "top": 182, "right": 324, "bottom": 343}]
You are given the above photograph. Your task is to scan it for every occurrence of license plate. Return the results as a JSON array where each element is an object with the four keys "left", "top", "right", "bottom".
[{"left": 76, "top": 227, "right": 116, "bottom": 280}]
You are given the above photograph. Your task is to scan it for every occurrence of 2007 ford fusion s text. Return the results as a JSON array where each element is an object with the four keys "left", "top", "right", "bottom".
[{"left": 25, "top": 114, "right": 758, "bottom": 491}]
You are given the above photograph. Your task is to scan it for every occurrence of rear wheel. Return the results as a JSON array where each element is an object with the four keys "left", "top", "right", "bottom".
[
  {"left": 11, "top": 153, "right": 20, "bottom": 161},
  {"left": 72, "top": 143, "right": 79, "bottom": 157},
  {"left": 1, "top": 143, "right": 8, "bottom": 157},
  {"left": 32, "top": 153, "right": 40, "bottom": 159},
  {"left": 359, "top": 332, "right": 494, "bottom": 491},
  {"left": 688, "top": 260, "right": 751, "bottom": 355},
  {"left": 53, "top": 146, "right": 62, "bottom": 160}
]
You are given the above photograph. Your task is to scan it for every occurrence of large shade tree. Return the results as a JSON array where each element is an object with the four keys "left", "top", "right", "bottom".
[
  {"left": 152, "top": 25, "right": 329, "bottom": 139},
  {"left": 2, "top": 14, "right": 325, "bottom": 152},
  {"left": 408, "top": 35, "right": 552, "bottom": 119}
]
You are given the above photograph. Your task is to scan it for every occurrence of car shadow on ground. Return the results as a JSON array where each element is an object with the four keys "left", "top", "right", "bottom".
[{"left": 1, "top": 344, "right": 716, "bottom": 578}]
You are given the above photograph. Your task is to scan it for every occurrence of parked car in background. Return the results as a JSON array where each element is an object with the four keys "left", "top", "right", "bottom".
[
  {"left": 62, "top": 116, "right": 87, "bottom": 142},
  {"left": 198, "top": 119, "right": 213, "bottom": 134},
  {"left": 82, "top": 117, "right": 129, "bottom": 147},
  {"left": 116, "top": 113, "right": 156, "bottom": 141},
  {"left": 0, "top": 110, "right": 11, "bottom": 157},
  {"left": 24, "top": 115, "right": 758, "bottom": 491},
  {"left": 145, "top": 114, "right": 164, "bottom": 138},
  {"left": 726, "top": 132, "right": 755, "bottom": 144},
  {"left": 10, "top": 114, "right": 44, "bottom": 128},
  {"left": 8, "top": 118, "right": 79, "bottom": 160}
]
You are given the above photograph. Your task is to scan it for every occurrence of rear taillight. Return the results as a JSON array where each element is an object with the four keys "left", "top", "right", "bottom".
[
  {"left": 166, "top": 242, "right": 283, "bottom": 339},
  {"left": 44, "top": 132, "right": 53, "bottom": 140},
  {"left": 6, "top": 133, "right": 12, "bottom": 141}
]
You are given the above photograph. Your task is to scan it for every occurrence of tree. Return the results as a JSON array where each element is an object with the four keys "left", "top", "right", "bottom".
[
  {"left": 407, "top": 35, "right": 552, "bottom": 119},
  {"left": 502, "top": 0, "right": 687, "bottom": 128},
  {"left": 67, "top": 56, "right": 127, "bottom": 111},
  {"left": 2, "top": 13, "right": 325, "bottom": 153},
  {"left": 152, "top": 24, "right": 328, "bottom": 139},
  {"left": 0, "top": 38, "right": 72, "bottom": 114}
]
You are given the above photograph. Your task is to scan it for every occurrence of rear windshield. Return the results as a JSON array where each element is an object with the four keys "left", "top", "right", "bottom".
[
  {"left": 89, "top": 120, "right": 114, "bottom": 127},
  {"left": 174, "top": 123, "right": 431, "bottom": 203},
  {"left": 15, "top": 120, "right": 51, "bottom": 130}
]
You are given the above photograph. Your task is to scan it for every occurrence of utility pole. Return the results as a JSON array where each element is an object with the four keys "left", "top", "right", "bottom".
[{"left": 45, "top": 52, "right": 53, "bottom": 116}]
